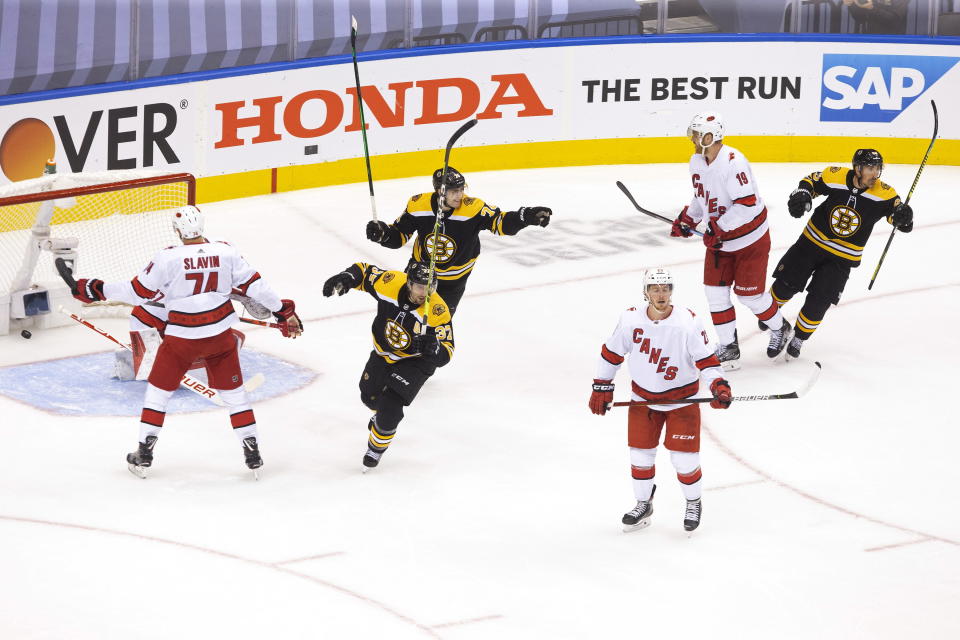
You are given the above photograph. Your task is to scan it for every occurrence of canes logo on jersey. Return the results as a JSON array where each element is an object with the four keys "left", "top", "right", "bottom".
[
  {"left": 829, "top": 205, "right": 861, "bottom": 237},
  {"left": 820, "top": 54, "right": 958, "bottom": 123},
  {"left": 384, "top": 319, "right": 412, "bottom": 350},
  {"left": 425, "top": 232, "right": 456, "bottom": 263}
]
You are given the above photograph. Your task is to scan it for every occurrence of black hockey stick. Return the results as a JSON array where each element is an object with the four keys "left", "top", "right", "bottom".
[
  {"left": 54, "top": 257, "right": 78, "bottom": 295},
  {"left": 615, "top": 181, "right": 704, "bottom": 237},
  {"left": 350, "top": 15, "right": 379, "bottom": 222},
  {"left": 868, "top": 100, "right": 937, "bottom": 290},
  {"left": 610, "top": 362, "right": 821, "bottom": 407}
]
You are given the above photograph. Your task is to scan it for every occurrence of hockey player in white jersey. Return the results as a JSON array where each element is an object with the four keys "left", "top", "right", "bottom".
[
  {"left": 588, "top": 268, "right": 732, "bottom": 532},
  {"left": 69, "top": 205, "right": 303, "bottom": 478},
  {"left": 669, "top": 112, "right": 790, "bottom": 368}
]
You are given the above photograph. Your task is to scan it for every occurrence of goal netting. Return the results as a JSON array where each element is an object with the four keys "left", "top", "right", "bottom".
[{"left": 0, "top": 170, "right": 194, "bottom": 297}]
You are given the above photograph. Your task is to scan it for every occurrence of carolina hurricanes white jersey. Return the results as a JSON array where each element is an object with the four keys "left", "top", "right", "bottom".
[
  {"left": 103, "top": 239, "right": 282, "bottom": 339},
  {"left": 595, "top": 305, "right": 723, "bottom": 411},
  {"left": 687, "top": 144, "right": 768, "bottom": 252}
]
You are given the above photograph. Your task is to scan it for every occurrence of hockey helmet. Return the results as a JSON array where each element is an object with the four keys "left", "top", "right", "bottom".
[
  {"left": 687, "top": 112, "right": 724, "bottom": 146},
  {"left": 642, "top": 267, "right": 673, "bottom": 301},
  {"left": 173, "top": 205, "right": 204, "bottom": 240},
  {"left": 432, "top": 166, "right": 466, "bottom": 192},
  {"left": 852, "top": 148, "right": 883, "bottom": 172},
  {"left": 405, "top": 261, "right": 438, "bottom": 292}
]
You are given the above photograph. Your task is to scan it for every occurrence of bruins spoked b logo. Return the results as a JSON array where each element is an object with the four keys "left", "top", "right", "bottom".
[
  {"left": 425, "top": 232, "right": 456, "bottom": 263},
  {"left": 829, "top": 205, "right": 861, "bottom": 237},
  {"left": 384, "top": 319, "right": 412, "bottom": 350}
]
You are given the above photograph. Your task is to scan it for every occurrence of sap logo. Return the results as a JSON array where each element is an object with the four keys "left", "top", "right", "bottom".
[{"left": 820, "top": 54, "right": 958, "bottom": 122}]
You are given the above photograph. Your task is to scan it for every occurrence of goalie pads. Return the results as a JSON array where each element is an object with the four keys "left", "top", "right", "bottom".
[{"left": 229, "top": 292, "right": 273, "bottom": 320}]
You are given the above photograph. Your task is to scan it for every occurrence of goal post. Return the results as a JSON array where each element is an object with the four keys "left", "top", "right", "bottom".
[{"left": 0, "top": 168, "right": 195, "bottom": 336}]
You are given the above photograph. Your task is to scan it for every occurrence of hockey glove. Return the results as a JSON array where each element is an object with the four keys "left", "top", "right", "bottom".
[
  {"left": 410, "top": 332, "right": 446, "bottom": 365},
  {"left": 709, "top": 378, "right": 732, "bottom": 409},
  {"left": 670, "top": 207, "right": 696, "bottom": 238},
  {"left": 787, "top": 188, "right": 813, "bottom": 218},
  {"left": 74, "top": 278, "right": 106, "bottom": 304},
  {"left": 366, "top": 220, "right": 390, "bottom": 243},
  {"left": 518, "top": 206, "right": 552, "bottom": 228},
  {"left": 891, "top": 202, "right": 913, "bottom": 233},
  {"left": 273, "top": 299, "right": 303, "bottom": 338},
  {"left": 589, "top": 379, "right": 615, "bottom": 416},
  {"left": 703, "top": 219, "right": 723, "bottom": 249},
  {"left": 322, "top": 271, "right": 355, "bottom": 297}
]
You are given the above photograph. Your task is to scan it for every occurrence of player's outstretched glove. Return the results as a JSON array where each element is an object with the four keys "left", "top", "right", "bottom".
[
  {"left": 703, "top": 219, "right": 723, "bottom": 249},
  {"left": 518, "top": 206, "right": 552, "bottom": 228},
  {"left": 709, "top": 378, "right": 732, "bottom": 409},
  {"left": 787, "top": 188, "right": 813, "bottom": 218},
  {"left": 73, "top": 278, "right": 106, "bottom": 304},
  {"left": 891, "top": 202, "right": 913, "bottom": 233},
  {"left": 670, "top": 207, "right": 696, "bottom": 238},
  {"left": 589, "top": 379, "right": 614, "bottom": 416},
  {"left": 366, "top": 220, "right": 390, "bottom": 243},
  {"left": 322, "top": 271, "right": 355, "bottom": 297},
  {"left": 273, "top": 299, "right": 303, "bottom": 338}
]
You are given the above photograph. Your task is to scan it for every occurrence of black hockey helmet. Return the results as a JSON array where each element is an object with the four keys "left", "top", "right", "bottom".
[
  {"left": 405, "top": 261, "right": 437, "bottom": 290},
  {"left": 432, "top": 166, "right": 465, "bottom": 191},
  {"left": 852, "top": 148, "right": 883, "bottom": 172}
]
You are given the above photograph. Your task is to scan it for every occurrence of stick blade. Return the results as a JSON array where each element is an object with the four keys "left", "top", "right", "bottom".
[
  {"left": 796, "top": 361, "right": 822, "bottom": 398},
  {"left": 54, "top": 257, "right": 78, "bottom": 294},
  {"left": 351, "top": 15, "right": 358, "bottom": 33}
]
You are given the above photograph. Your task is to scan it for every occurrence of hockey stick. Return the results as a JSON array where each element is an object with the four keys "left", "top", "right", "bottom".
[
  {"left": 238, "top": 317, "right": 282, "bottom": 329},
  {"left": 55, "top": 257, "right": 79, "bottom": 294},
  {"left": 610, "top": 362, "right": 821, "bottom": 407},
  {"left": 423, "top": 119, "right": 478, "bottom": 328},
  {"left": 868, "top": 100, "right": 937, "bottom": 290},
  {"left": 615, "top": 181, "right": 704, "bottom": 237},
  {"left": 350, "top": 15, "right": 378, "bottom": 222}
]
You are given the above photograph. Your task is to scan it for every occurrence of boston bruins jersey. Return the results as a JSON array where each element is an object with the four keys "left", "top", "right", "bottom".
[
  {"left": 342, "top": 262, "right": 454, "bottom": 365},
  {"left": 378, "top": 193, "right": 526, "bottom": 281},
  {"left": 795, "top": 166, "right": 902, "bottom": 266}
]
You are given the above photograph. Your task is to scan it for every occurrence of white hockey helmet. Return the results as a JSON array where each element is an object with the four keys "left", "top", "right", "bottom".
[
  {"left": 643, "top": 267, "right": 673, "bottom": 301},
  {"left": 687, "top": 111, "right": 724, "bottom": 147},
  {"left": 173, "top": 205, "right": 204, "bottom": 239}
]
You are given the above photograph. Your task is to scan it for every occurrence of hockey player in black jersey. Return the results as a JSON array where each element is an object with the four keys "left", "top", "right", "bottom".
[
  {"left": 364, "top": 166, "right": 551, "bottom": 315},
  {"left": 766, "top": 149, "right": 913, "bottom": 358},
  {"left": 322, "top": 261, "right": 454, "bottom": 470}
]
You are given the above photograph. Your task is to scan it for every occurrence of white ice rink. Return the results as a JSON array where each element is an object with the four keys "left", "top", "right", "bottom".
[{"left": 1, "top": 162, "right": 958, "bottom": 639}]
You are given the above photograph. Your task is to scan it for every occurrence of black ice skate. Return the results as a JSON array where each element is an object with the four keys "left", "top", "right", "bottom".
[
  {"left": 684, "top": 498, "right": 702, "bottom": 533},
  {"left": 242, "top": 437, "right": 263, "bottom": 479},
  {"left": 126, "top": 435, "right": 157, "bottom": 479},
  {"left": 766, "top": 318, "right": 792, "bottom": 359},
  {"left": 362, "top": 447, "right": 383, "bottom": 473},
  {"left": 622, "top": 484, "right": 656, "bottom": 532},
  {"left": 786, "top": 335, "right": 804, "bottom": 360},
  {"left": 716, "top": 331, "right": 740, "bottom": 371}
]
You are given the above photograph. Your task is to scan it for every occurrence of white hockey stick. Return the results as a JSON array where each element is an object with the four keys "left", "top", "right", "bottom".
[{"left": 58, "top": 307, "right": 265, "bottom": 405}]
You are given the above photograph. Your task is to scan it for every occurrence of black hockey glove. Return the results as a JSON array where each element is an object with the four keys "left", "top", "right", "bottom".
[
  {"left": 322, "top": 271, "right": 355, "bottom": 297},
  {"left": 366, "top": 220, "right": 390, "bottom": 243},
  {"left": 891, "top": 202, "right": 913, "bottom": 233},
  {"left": 410, "top": 332, "right": 444, "bottom": 364},
  {"left": 518, "top": 206, "right": 552, "bottom": 228},
  {"left": 787, "top": 188, "right": 813, "bottom": 218}
]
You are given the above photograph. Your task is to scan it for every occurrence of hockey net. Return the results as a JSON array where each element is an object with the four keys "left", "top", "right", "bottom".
[{"left": 0, "top": 171, "right": 194, "bottom": 303}]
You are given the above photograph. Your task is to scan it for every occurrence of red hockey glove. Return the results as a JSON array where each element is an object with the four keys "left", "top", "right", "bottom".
[
  {"left": 703, "top": 219, "right": 724, "bottom": 249},
  {"left": 589, "top": 379, "right": 615, "bottom": 416},
  {"left": 709, "top": 378, "right": 732, "bottom": 409},
  {"left": 273, "top": 299, "right": 303, "bottom": 338},
  {"left": 670, "top": 207, "right": 696, "bottom": 238},
  {"left": 74, "top": 278, "right": 106, "bottom": 304}
]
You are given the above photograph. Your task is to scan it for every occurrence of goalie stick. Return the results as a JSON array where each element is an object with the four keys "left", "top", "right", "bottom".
[
  {"left": 868, "top": 100, "right": 937, "bottom": 290},
  {"left": 610, "top": 361, "right": 821, "bottom": 408},
  {"left": 615, "top": 181, "right": 704, "bottom": 237}
]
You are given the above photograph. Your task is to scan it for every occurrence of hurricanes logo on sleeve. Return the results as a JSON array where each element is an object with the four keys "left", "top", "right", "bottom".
[
  {"left": 384, "top": 319, "right": 412, "bottom": 350},
  {"left": 829, "top": 205, "right": 861, "bottom": 237},
  {"left": 425, "top": 233, "right": 456, "bottom": 263}
]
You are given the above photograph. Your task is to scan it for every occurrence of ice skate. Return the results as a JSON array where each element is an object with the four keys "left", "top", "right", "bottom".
[
  {"left": 126, "top": 435, "right": 157, "bottom": 479},
  {"left": 765, "top": 318, "right": 792, "bottom": 359},
  {"left": 362, "top": 448, "right": 383, "bottom": 473},
  {"left": 242, "top": 436, "right": 263, "bottom": 480},
  {"left": 622, "top": 485, "right": 656, "bottom": 532},
  {"left": 684, "top": 498, "right": 702, "bottom": 534},
  {"left": 786, "top": 335, "right": 804, "bottom": 360},
  {"left": 715, "top": 331, "right": 740, "bottom": 371}
]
